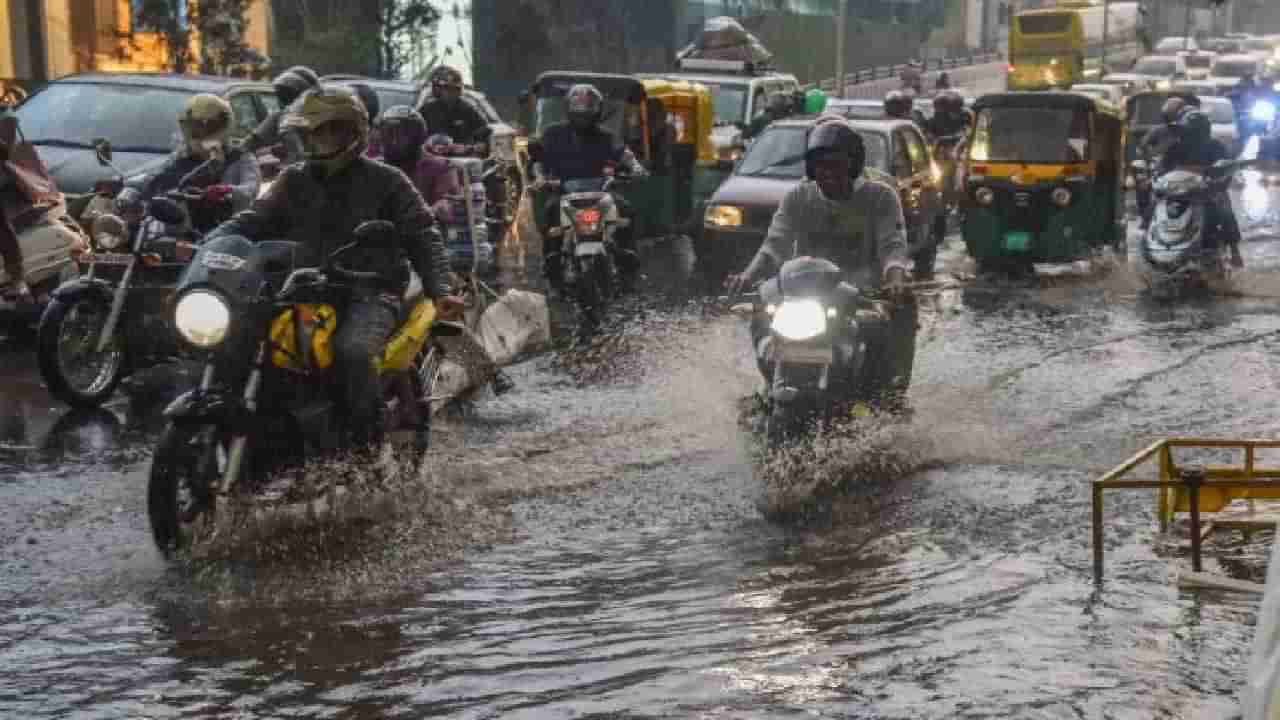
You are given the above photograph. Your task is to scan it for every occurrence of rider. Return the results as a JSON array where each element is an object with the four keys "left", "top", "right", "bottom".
[
  {"left": 418, "top": 66, "right": 491, "bottom": 152},
  {"left": 1136, "top": 96, "right": 1187, "bottom": 229},
  {"left": 1158, "top": 107, "right": 1245, "bottom": 268},
  {"left": 375, "top": 106, "right": 459, "bottom": 214},
  {"left": 900, "top": 59, "right": 924, "bottom": 95},
  {"left": 121, "top": 93, "right": 260, "bottom": 233},
  {"left": 725, "top": 119, "right": 917, "bottom": 410},
  {"left": 205, "top": 85, "right": 462, "bottom": 459},
  {"left": 531, "top": 83, "right": 649, "bottom": 296},
  {"left": 245, "top": 65, "right": 320, "bottom": 161},
  {"left": 922, "top": 90, "right": 970, "bottom": 140},
  {"left": 883, "top": 90, "right": 927, "bottom": 127}
]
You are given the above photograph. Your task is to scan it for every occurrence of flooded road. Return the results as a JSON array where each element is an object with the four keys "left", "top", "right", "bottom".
[{"left": 3, "top": 190, "right": 1280, "bottom": 717}]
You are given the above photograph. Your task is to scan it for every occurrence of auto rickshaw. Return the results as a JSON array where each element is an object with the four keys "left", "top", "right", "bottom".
[
  {"left": 517, "top": 71, "right": 718, "bottom": 242},
  {"left": 963, "top": 91, "right": 1126, "bottom": 274}
]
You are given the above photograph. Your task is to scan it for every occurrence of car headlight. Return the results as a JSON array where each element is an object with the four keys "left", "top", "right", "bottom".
[
  {"left": 1252, "top": 100, "right": 1277, "bottom": 124},
  {"left": 974, "top": 187, "right": 995, "bottom": 206},
  {"left": 1156, "top": 79, "right": 1172, "bottom": 90},
  {"left": 718, "top": 146, "right": 743, "bottom": 164},
  {"left": 705, "top": 204, "right": 744, "bottom": 228},
  {"left": 1051, "top": 187, "right": 1073, "bottom": 207},
  {"left": 174, "top": 290, "right": 231, "bottom": 348},
  {"left": 771, "top": 299, "right": 826, "bottom": 341}
]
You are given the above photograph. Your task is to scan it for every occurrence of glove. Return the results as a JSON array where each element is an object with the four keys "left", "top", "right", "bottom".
[{"left": 203, "top": 184, "right": 234, "bottom": 202}]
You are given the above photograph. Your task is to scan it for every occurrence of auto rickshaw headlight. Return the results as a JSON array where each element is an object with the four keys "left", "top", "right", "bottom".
[
  {"left": 705, "top": 204, "right": 744, "bottom": 228},
  {"left": 974, "top": 187, "right": 995, "bottom": 206},
  {"left": 1051, "top": 187, "right": 1073, "bottom": 207}
]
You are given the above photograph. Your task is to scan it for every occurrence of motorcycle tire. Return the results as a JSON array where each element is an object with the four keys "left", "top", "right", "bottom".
[
  {"left": 37, "top": 296, "right": 127, "bottom": 409},
  {"left": 575, "top": 255, "right": 613, "bottom": 324},
  {"left": 148, "top": 422, "right": 223, "bottom": 557}
]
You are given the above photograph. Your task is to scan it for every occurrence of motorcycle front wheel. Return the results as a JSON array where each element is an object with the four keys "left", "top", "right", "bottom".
[
  {"left": 148, "top": 423, "right": 225, "bottom": 557},
  {"left": 37, "top": 296, "right": 126, "bottom": 408}
]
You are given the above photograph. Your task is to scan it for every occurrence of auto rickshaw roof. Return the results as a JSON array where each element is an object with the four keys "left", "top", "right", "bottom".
[
  {"left": 532, "top": 72, "right": 646, "bottom": 104},
  {"left": 972, "top": 91, "right": 1120, "bottom": 116}
]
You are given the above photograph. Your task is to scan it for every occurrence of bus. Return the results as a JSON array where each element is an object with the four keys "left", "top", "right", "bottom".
[{"left": 1008, "top": 1, "right": 1143, "bottom": 91}]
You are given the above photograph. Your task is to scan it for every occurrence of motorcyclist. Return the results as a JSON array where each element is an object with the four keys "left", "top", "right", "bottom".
[
  {"left": 922, "top": 90, "right": 970, "bottom": 140},
  {"left": 884, "top": 90, "right": 927, "bottom": 127},
  {"left": 743, "top": 93, "right": 795, "bottom": 141},
  {"left": 900, "top": 59, "right": 924, "bottom": 95},
  {"left": 530, "top": 83, "right": 649, "bottom": 296},
  {"left": 725, "top": 119, "right": 917, "bottom": 410},
  {"left": 205, "top": 84, "right": 463, "bottom": 459},
  {"left": 417, "top": 66, "right": 491, "bottom": 152},
  {"left": 244, "top": 65, "right": 319, "bottom": 161},
  {"left": 935, "top": 71, "right": 952, "bottom": 92},
  {"left": 1136, "top": 96, "right": 1187, "bottom": 229},
  {"left": 120, "top": 93, "right": 260, "bottom": 235},
  {"left": 1158, "top": 107, "right": 1245, "bottom": 268},
  {"left": 374, "top": 106, "right": 459, "bottom": 215}
]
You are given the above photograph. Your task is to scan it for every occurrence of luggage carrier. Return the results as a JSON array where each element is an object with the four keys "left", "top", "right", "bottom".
[{"left": 1092, "top": 438, "right": 1280, "bottom": 588}]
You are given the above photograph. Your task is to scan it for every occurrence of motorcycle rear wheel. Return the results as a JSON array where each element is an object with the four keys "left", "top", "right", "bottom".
[
  {"left": 37, "top": 296, "right": 126, "bottom": 408},
  {"left": 148, "top": 423, "right": 225, "bottom": 557}
]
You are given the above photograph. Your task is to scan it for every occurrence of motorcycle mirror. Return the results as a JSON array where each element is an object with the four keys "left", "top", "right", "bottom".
[
  {"left": 91, "top": 212, "right": 127, "bottom": 241},
  {"left": 148, "top": 196, "right": 188, "bottom": 226},
  {"left": 92, "top": 138, "right": 113, "bottom": 166},
  {"left": 353, "top": 219, "right": 397, "bottom": 248}
]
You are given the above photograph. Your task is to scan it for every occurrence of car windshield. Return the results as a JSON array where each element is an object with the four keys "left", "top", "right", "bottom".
[
  {"left": 1203, "top": 99, "right": 1236, "bottom": 124},
  {"left": 1213, "top": 60, "right": 1258, "bottom": 77},
  {"left": 1129, "top": 95, "right": 1180, "bottom": 125},
  {"left": 1184, "top": 54, "right": 1212, "bottom": 68},
  {"left": 735, "top": 126, "right": 887, "bottom": 178},
  {"left": 1134, "top": 58, "right": 1178, "bottom": 75},
  {"left": 704, "top": 83, "right": 748, "bottom": 126},
  {"left": 970, "top": 107, "right": 1090, "bottom": 163},
  {"left": 14, "top": 82, "right": 193, "bottom": 152},
  {"left": 834, "top": 102, "right": 885, "bottom": 119}
]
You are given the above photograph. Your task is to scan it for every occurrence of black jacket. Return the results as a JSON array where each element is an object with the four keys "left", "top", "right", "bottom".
[
  {"left": 1158, "top": 137, "right": 1228, "bottom": 177},
  {"left": 418, "top": 98, "right": 491, "bottom": 144},
  {"left": 207, "top": 156, "right": 450, "bottom": 298}
]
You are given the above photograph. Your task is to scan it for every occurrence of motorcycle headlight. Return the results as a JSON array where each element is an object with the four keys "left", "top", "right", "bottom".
[
  {"left": 174, "top": 290, "right": 231, "bottom": 348},
  {"left": 1252, "top": 100, "right": 1277, "bottom": 125},
  {"left": 96, "top": 231, "right": 126, "bottom": 250},
  {"left": 1051, "top": 187, "right": 1073, "bottom": 207},
  {"left": 771, "top": 299, "right": 826, "bottom": 341},
  {"left": 705, "top": 204, "right": 744, "bottom": 228},
  {"left": 974, "top": 187, "right": 995, "bottom": 206}
]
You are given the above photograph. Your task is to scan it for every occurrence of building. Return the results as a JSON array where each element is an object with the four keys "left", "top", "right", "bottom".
[{"left": 0, "top": 0, "right": 272, "bottom": 83}]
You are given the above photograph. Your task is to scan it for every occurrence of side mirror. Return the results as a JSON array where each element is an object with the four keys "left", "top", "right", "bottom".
[
  {"left": 353, "top": 219, "right": 397, "bottom": 247},
  {"left": 148, "top": 196, "right": 188, "bottom": 226},
  {"left": 93, "top": 138, "right": 113, "bottom": 166}
]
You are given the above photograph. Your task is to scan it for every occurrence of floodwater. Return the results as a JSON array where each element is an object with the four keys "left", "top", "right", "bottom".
[{"left": 2, "top": 187, "right": 1279, "bottom": 718}]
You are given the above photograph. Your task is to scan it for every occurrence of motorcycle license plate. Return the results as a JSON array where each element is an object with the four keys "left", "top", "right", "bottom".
[
  {"left": 1002, "top": 231, "right": 1031, "bottom": 252},
  {"left": 774, "top": 342, "right": 833, "bottom": 366},
  {"left": 91, "top": 253, "right": 133, "bottom": 266},
  {"left": 575, "top": 241, "right": 605, "bottom": 256}
]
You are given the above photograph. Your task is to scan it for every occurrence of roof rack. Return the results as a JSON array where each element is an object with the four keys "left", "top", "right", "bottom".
[{"left": 675, "top": 57, "right": 772, "bottom": 75}]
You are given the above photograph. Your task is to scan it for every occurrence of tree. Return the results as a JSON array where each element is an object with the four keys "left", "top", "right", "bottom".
[
  {"left": 132, "top": 0, "right": 256, "bottom": 75},
  {"left": 374, "top": 0, "right": 442, "bottom": 78}
]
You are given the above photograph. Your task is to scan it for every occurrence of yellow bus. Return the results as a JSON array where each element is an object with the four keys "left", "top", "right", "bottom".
[{"left": 1008, "top": 1, "right": 1142, "bottom": 91}]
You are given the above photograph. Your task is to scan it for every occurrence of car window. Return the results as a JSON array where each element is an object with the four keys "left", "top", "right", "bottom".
[
  {"left": 901, "top": 128, "right": 928, "bottom": 172},
  {"left": 259, "top": 92, "right": 281, "bottom": 115},
  {"left": 227, "top": 92, "right": 260, "bottom": 138},
  {"left": 14, "top": 82, "right": 193, "bottom": 152},
  {"left": 751, "top": 88, "right": 767, "bottom": 119},
  {"left": 1213, "top": 59, "right": 1258, "bottom": 77}
]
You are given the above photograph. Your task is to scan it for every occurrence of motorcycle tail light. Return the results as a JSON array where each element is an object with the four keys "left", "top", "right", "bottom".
[{"left": 574, "top": 207, "right": 603, "bottom": 234}]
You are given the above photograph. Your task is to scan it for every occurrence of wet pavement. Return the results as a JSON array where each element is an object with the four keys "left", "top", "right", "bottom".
[{"left": 2, "top": 186, "right": 1280, "bottom": 718}]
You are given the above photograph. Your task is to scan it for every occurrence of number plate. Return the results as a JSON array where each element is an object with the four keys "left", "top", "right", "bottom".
[
  {"left": 1002, "top": 231, "right": 1032, "bottom": 252},
  {"left": 774, "top": 342, "right": 833, "bottom": 366},
  {"left": 91, "top": 253, "right": 133, "bottom": 266}
]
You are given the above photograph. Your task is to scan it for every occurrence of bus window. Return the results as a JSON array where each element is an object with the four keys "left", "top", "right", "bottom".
[{"left": 1018, "top": 14, "right": 1072, "bottom": 35}]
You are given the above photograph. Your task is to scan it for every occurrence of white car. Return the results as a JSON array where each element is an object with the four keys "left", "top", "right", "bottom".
[
  {"left": 1198, "top": 96, "right": 1242, "bottom": 157},
  {"left": 1070, "top": 83, "right": 1124, "bottom": 106},
  {"left": 1209, "top": 54, "right": 1264, "bottom": 92},
  {"left": 1155, "top": 36, "right": 1199, "bottom": 53},
  {"left": 1130, "top": 55, "right": 1188, "bottom": 90}
]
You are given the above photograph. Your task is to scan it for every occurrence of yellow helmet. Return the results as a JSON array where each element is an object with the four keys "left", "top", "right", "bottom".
[
  {"left": 179, "top": 93, "right": 232, "bottom": 158},
  {"left": 280, "top": 85, "right": 370, "bottom": 174}
]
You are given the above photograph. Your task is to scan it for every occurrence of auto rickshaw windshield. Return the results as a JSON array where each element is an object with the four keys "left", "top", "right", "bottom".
[{"left": 969, "top": 106, "right": 1091, "bottom": 164}]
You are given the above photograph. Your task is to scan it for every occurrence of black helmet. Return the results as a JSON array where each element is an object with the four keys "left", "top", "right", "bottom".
[
  {"left": 1177, "top": 107, "right": 1211, "bottom": 144},
  {"left": 566, "top": 84, "right": 604, "bottom": 131},
  {"left": 1161, "top": 96, "right": 1188, "bottom": 124},
  {"left": 933, "top": 89, "right": 964, "bottom": 114},
  {"left": 376, "top": 105, "right": 427, "bottom": 165},
  {"left": 272, "top": 65, "right": 319, "bottom": 107},
  {"left": 805, "top": 118, "right": 865, "bottom": 181},
  {"left": 884, "top": 90, "right": 912, "bottom": 119},
  {"left": 349, "top": 83, "right": 380, "bottom": 124}
]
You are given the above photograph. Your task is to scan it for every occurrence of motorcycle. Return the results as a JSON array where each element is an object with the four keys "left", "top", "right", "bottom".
[
  {"left": 36, "top": 139, "right": 230, "bottom": 408},
  {"left": 932, "top": 131, "right": 967, "bottom": 232},
  {"left": 542, "top": 171, "right": 631, "bottom": 327},
  {"left": 431, "top": 139, "right": 511, "bottom": 246},
  {"left": 1137, "top": 157, "right": 1255, "bottom": 298},
  {"left": 732, "top": 256, "right": 891, "bottom": 447},
  {"left": 146, "top": 220, "right": 454, "bottom": 557}
]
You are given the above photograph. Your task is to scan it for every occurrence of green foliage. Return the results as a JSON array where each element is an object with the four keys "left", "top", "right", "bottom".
[{"left": 133, "top": 0, "right": 258, "bottom": 75}]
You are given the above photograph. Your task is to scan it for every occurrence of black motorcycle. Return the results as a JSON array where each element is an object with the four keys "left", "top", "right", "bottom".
[
  {"left": 735, "top": 257, "right": 891, "bottom": 447},
  {"left": 543, "top": 172, "right": 632, "bottom": 328},
  {"left": 146, "top": 221, "right": 449, "bottom": 557},
  {"left": 36, "top": 139, "right": 230, "bottom": 408}
]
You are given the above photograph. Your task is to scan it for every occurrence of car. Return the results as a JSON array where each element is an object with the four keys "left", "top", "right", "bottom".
[
  {"left": 11, "top": 72, "right": 278, "bottom": 194},
  {"left": 1199, "top": 95, "right": 1242, "bottom": 157},
  {"left": 1099, "top": 73, "right": 1156, "bottom": 96},
  {"left": 1209, "top": 54, "right": 1264, "bottom": 92},
  {"left": 1070, "top": 83, "right": 1125, "bottom": 106},
  {"left": 1129, "top": 55, "right": 1189, "bottom": 90},
  {"left": 700, "top": 116, "right": 942, "bottom": 281},
  {"left": 1241, "top": 37, "right": 1276, "bottom": 63},
  {"left": 1205, "top": 38, "right": 1243, "bottom": 54},
  {"left": 1178, "top": 50, "right": 1217, "bottom": 80},
  {"left": 1170, "top": 79, "right": 1222, "bottom": 96},
  {"left": 826, "top": 98, "right": 887, "bottom": 119},
  {"left": 1155, "top": 36, "right": 1199, "bottom": 54}
]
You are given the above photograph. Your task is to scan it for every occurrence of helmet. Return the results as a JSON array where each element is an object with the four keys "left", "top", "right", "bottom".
[
  {"left": 179, "top": 93, "right": 232, "bottom": 158},
  {"left": 1161, "top": 96, "right": 1188, "bottom": 124},
  {"left": 884, "top": 90, "right": 912, "bottom": 119},
  {"left": 272, "top": 65, "right": 319, "bottom": 107},
  {"left": 349, "top": 83, "right": 380, "bottom": 123},
  {"left": 1177, "top": 107, "right": 1212, "bottom": 144},
  {"left": 376, "top": 105, "right": 427, "bottom": 165},
  {"left": 425, "top": 133, "right": 455, "bottom": 154},
  {"left": 805, "top": 118, "right": 865, "bottom": 181},
  {"left": 566, "top": 84, "right": 604, "bottom": 131},
  {"left": 281, "top": 85, "right": 370, "bottom": 175},
  {"left": 429, "top": 65, "right": 464, "bottom": 99}
]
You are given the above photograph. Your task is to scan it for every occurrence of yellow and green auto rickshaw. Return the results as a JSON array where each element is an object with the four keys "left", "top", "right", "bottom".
[{"left": 963, "top": 91, "right": 1126, "bottom": 275}]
